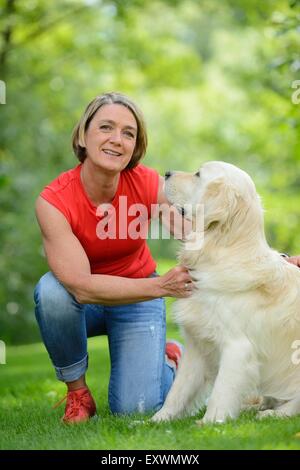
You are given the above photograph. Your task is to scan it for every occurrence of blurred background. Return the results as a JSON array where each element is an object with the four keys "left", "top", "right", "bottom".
[{"left": 0, "top": 0, "right": 299, "bottom": 345}]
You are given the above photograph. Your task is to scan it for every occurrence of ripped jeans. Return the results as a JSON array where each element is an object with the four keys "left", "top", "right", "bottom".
[{"left": 34, "top": 272, "right": 174, "bottom": 415}]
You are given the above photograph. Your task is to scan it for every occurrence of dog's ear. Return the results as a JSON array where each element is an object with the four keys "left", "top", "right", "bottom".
[{"left": 203, "top": 177, "right": 241, "bottom": 231}]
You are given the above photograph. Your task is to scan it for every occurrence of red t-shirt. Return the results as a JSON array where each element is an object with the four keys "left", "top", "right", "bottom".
[{"left": 40, "top": 163, "right": 159, "bottom": 278}]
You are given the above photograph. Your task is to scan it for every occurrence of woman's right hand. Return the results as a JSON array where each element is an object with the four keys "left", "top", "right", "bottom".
[{"left": 157, "top": 266, "right": 194, "bottom": 298}]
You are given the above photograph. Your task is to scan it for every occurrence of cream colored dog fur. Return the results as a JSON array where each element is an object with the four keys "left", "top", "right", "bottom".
[{"left": 152, "top": 161, "right": 300, "bottom": 424}]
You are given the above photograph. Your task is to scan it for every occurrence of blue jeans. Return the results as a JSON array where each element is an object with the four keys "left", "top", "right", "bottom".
[{"left": 34, "top": 272, "right": 174, "bottom": 415}]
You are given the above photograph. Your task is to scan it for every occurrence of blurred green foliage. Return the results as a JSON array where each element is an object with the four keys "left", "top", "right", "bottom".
[{"left": 0, "top": 0, "right": 299, "bottom": 344}]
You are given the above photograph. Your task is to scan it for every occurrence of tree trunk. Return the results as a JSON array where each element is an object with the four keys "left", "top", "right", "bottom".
[{"left": 0, "top": 0, "right": 16, "bottom": 78}]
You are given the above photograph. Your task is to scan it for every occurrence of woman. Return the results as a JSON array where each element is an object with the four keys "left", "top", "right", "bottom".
[{"left": 34, "top": 92, "right": 194, "bottom": 424}]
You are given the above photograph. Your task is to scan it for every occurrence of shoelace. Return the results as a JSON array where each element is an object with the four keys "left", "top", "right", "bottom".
[
  {"left": 53, "top": 395, "right": 68, "bottom": 410},
  {"left": 53, "top": 390, "right": 91, "bottom": 418}
]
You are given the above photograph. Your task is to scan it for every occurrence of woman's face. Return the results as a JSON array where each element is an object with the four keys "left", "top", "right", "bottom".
[{"left": 83, "top": 103, "right": 137, "bottom": 174}]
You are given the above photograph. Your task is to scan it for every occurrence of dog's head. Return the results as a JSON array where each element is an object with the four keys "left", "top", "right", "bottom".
[{"left": 164, "top": 161, "right": 264, "bottom": 247}]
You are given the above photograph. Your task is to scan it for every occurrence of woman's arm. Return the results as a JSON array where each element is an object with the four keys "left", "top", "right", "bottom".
[{"left": 35, "top": 197, "right": 193, "bottom": 305}]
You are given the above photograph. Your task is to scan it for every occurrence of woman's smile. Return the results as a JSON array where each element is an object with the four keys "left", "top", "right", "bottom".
[{"left": 102, "top": 148, "right": 123, "bottom": 157}]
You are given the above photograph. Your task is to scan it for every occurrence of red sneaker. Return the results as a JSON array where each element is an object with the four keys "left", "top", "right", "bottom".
[
  {"left": 53, "top": 387, "right": 97, "bottom": 424},
  {"left": 165, "top": 340, "right": 183, "bottom": 371}
]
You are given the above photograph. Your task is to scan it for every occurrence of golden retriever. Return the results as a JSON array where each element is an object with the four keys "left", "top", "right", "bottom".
[{"left": 152, "top": 161, "right": 300, "bottom": 424}]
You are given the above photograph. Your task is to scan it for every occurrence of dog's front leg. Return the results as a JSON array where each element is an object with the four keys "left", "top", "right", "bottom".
[
  {"left": 202, "top": 338, "right": 258, "bottom": 424},
  {"left": 151, "top": 342, "right": 207, "bottom": 422}
]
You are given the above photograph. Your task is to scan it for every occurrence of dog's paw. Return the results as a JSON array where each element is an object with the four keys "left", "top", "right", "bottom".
[
  {"left": 202, "top": 406, "right": 229, "bottom": 424},
  {"left": 196, "top": 416, "right": 225, "bottom": 426},
  {"left": 151, "top": 409, "right": 173, "bottom": 423},
  {"left": 257, "top": 409, "right": 276, "bottom": 420},
  {"left": 258, "top": 406, "right": 292, "bottom": 420}
]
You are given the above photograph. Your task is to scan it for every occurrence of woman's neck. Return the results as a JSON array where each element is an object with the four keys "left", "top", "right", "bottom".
[{"left": 80, "top": 160, "right": 120, "bottom": 206}]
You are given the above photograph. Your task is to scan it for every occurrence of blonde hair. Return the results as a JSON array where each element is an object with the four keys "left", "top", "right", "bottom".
[{"left": 72, "top": 92, "right": 148, "bottom": 169}]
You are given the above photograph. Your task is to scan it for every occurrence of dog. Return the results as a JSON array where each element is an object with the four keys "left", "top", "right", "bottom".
[{"left": 152, "top": 161, "right": 300, "bottom": 424}]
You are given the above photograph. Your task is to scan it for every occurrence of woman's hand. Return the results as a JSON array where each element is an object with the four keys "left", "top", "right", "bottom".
[
  {"left": 287, "top": 256, "right": 300, "bottom": 268},
  {"left": 157, "top": 266, "right": 194, "bottom": 298}
]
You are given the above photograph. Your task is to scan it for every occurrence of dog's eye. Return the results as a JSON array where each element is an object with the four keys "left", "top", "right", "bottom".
[{"left": 195, "top": 171, "right": 200, "bottom": 177}]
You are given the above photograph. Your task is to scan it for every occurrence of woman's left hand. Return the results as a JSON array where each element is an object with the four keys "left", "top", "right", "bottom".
[{"left": 156, "top": 265, "right": 194, "bottom": 298}]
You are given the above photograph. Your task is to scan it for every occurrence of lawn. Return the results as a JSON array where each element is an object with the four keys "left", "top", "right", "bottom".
[
  {"left": 1, "top": 336, "right": 300, "bottom": 450},
  {"left": 1, "top": 261, "right": 300, "bottom": 450}
]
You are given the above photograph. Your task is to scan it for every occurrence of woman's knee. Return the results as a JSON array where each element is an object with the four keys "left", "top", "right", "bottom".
[
  {"left": 109, "top": 389, "right": 162, "bottom": 415},
  {"left": 34, "top": 272, "right": 74, "bottom": 320}
]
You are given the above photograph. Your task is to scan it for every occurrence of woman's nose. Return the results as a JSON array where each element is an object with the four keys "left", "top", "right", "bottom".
[{"left": 109, "top": 130, "right": 122, "bottom": 144}]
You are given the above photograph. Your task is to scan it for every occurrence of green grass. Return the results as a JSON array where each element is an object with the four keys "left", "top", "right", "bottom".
[
  {"left": 1, "top": 338, "right": 300, "bottom": 450},
  {"left": 1, "top": 260, "right": 300, "bottom": 450}
]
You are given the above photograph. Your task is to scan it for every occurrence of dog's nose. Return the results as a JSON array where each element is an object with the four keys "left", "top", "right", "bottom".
[{"left": 165, "top": 171, "right": 172, "bottom": 180}]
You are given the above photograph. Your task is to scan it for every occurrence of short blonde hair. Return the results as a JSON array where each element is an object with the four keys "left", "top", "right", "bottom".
[{"left": 72, "top": 92, "right": 148, "bottom": 169}]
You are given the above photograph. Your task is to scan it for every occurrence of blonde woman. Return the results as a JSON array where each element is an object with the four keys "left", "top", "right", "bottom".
[{"left": 34, "top": 92, "right": 193, "bottom": 423}]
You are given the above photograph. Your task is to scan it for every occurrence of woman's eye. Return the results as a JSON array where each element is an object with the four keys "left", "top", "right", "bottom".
[
  {"left": 124, "top": 131, "right": 135, "bottom": 138},
  {"left": 100, "top": 125, "right": 112, "bottom": 131}
]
